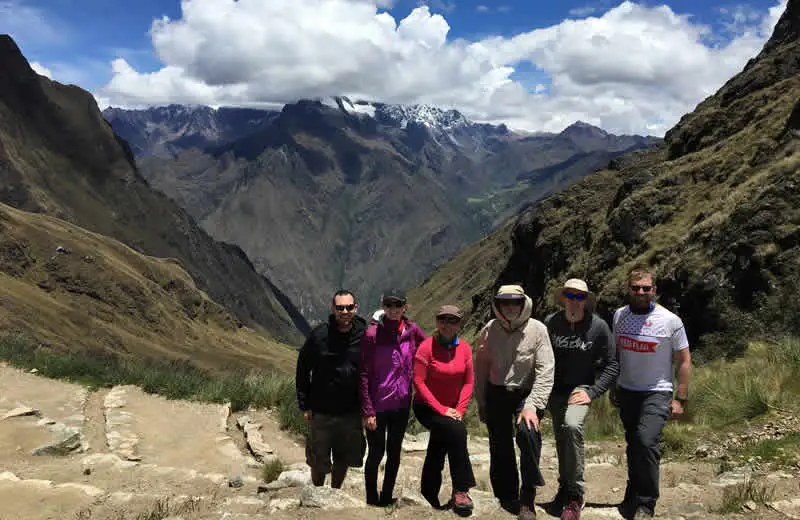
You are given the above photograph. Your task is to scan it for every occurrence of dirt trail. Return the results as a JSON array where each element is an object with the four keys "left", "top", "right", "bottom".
[{"left": 0, "top": 364, "right": 798, "bottom": 520}]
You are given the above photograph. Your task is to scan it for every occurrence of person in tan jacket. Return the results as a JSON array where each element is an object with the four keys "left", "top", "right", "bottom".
[{"left": 475, "top": 284, "right": 555, "bottom": 520}]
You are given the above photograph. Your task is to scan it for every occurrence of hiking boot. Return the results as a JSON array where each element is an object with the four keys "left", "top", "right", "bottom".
[
  {"left": 547, "top": 488, "right": 567, "bottom": 515},
  {"left": 377, "top": 494, "right": 396, "bottom": 507},
  {"left": 518, "top": 505, "right": 536, "bottom": 520},
  {"left": 452, "top": 491, "right": 474, "bottom": 517},
  {"left": 500, "top": 498, "right": 521, "bottom": 515},
  {"left": 366, "top": 490, "right": 380, "bottom": 506},
  {"left": 421, "top": 490, "right": 442, "bottom": 509},
  {"left": 632, "top": 507, "right": 654, "bottom": 519},
  {"left": 560, "top": 500, "right": 583, "bottom": 520}
]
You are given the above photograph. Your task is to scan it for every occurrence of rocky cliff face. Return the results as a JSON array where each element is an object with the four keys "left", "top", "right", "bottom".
[
  {"left": 0, "top": 35, "right": 308, "bottom": 344},
  {"left": 413, "top": 1, "right": 799, "bottom": 356}
]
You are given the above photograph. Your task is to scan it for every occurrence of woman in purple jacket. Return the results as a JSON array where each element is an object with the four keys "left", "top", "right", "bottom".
[{"left": 360, "top": 288, "right": 427, "bottom": 506}]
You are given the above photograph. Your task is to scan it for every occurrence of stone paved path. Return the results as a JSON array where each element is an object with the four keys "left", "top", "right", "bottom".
[{"left": 0, "top": 364, "right": 798, "bottom": 520}]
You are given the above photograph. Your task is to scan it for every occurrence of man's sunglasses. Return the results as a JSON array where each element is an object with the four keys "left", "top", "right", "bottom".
[
  {"left": 436, "top": 316, "right": 461, "bottom": 325},
  {"left": 564, "top": 292, "right": 586, "bottom": 301},
  {"left": 334, "top": 304, "right": 356, "bottom": 311},
  {"left": 630, "top": 285, "right": 653, "bottom": 293},
  {"left": 383, "top": 300, "right": 405, "bottom": 308}
]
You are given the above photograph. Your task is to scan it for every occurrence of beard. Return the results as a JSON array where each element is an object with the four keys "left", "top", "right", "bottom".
[{"left": 335, "top": 314, "right": 354, "bottom": 329}]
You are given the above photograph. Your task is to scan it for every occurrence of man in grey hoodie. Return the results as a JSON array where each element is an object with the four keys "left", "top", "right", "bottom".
[
  {"left": 544, "top": 279, "right": 618, "bottom": 520},
  {"left": 475, "top": 284, "right": 555, "bottom": 520}
]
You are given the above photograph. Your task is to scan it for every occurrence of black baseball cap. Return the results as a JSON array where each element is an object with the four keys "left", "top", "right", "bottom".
[{"left": 382, "top": 288, "right": 407, "bottom": 303}]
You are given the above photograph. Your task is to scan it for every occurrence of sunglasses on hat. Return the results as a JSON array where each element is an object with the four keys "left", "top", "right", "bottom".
[
  {"left": 436, "top": 316, "right": 461, "bottom": 324},
  {"left": 383, "top": 300, "right": 405, "bottom": 308}
]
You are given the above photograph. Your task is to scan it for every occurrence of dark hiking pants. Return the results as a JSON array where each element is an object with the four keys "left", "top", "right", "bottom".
[
  {"left": 617, "top": 388, "right": 672, "bottom": 516},
  {"left": 365, "top": 407, "right": 410, "bottom": 504},
  {"left": 413, "top": 402, "right": 476, "bottom": 505},
  {"left": 485, "top": 383, "right": 545, "bottom": 507}
]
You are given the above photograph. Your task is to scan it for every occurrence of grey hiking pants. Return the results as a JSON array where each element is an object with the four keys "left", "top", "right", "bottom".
[
  {"left": 618, "top": 388, "right": 672, "bottom": 516},
  {"left": 548, "top": 387, "right": 590, "bottom": 500}
]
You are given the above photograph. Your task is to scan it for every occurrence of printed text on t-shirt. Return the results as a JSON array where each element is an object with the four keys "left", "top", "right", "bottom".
[{"left": 618, "top": 335, "right": 658, "bottom": 353}]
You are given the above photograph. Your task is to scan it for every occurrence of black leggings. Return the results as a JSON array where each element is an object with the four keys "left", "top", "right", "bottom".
[
  {"left": 413, "top": 402, "right": 476, "bottom": 501},
  {"left": 365, "top": 407, "right": 410, "bottom": 503}
]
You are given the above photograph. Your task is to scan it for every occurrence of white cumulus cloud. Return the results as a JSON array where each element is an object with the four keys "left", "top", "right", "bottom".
[{"left": 98, "top": 0, "right": 789, "bottom": 136}]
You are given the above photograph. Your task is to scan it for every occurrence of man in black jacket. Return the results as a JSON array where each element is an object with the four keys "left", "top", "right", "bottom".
[
  {"left": 544, "top": 279, "right": 619, "bottom": 520},
  {"left": 296, "top": 289, "right": 368, "bottom": 488}
]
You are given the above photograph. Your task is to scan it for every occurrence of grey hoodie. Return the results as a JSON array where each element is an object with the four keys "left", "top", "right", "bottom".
[{"left": 474, "top": 293, "right": 555, "bottom": 413}]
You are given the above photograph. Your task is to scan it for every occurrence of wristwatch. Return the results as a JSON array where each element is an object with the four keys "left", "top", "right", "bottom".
[{"left": 674, "top": 396, "right": 688, "bottom": 405}]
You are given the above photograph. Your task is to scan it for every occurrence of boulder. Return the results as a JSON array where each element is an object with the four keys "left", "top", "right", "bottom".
[
  {"left": 710, "top": 467, "right": 752, "bottom": 487},
  {"left": 299, "top": 485, "right": 365, "bottom": 509},
  {"left": 262, "top": 469, "right": 312, "bottom": 490},
  {"left": 31, "top": 430, "right": 83, "bottom": 456}
]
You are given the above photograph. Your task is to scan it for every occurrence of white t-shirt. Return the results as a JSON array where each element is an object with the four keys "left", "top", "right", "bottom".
[{"left": 613, "top": 304, "right": 689, "bottom": 392}]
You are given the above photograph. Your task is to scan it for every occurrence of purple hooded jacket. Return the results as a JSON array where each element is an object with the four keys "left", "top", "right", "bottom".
[{"left": 359, "top": 317, "right": 426, "bottom": 416}]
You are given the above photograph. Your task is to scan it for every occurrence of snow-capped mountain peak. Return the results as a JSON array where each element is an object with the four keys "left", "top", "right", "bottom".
[
  {"left": 374, "top": 103, "right": 470, "bottom": 130},
  {"left": 327, "top": 96, "right": 471, "bottom": 131}
]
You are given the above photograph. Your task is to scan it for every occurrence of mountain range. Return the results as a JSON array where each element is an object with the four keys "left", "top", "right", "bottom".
[
  {"left": 0, "top": 0, "right": 794, "bottom": 370},
  {"left": 104, "top": 98, "right": 658, "bottom": 321}
]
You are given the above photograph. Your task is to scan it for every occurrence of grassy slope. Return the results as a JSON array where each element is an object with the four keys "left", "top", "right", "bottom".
[
  {"left": 0, "top": 202, "right": 296, "bottom": 375},
  {"left": 0, "top": 36, "right": 306, "bottom": 345}
]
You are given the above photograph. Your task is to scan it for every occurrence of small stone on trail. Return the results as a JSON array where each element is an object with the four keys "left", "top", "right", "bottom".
[
  {"left": 2, "top": 406, "right": 40, "bottom": 420},
  {"left": 612, "top": 487, "right": 621, "bottom": 493},
  {"left": 694, "top": 444, "right": 712, "bottom": 457},
  {"left": 744, "top": 500, "right": 757, "bottom": 511},
  {"left": 228, "top": 475, "right": 245, "bottom": 488},
  {"left": 83, "top": 468, "right": 91, "bottom": 476}
]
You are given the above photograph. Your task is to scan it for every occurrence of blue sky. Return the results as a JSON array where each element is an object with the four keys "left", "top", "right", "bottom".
[{"left": 1, "top": 0, "right": 787, "bottom": 134}]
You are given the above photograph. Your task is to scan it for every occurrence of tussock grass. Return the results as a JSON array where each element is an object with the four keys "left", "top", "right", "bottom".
[
  {"left": 135, "top": 496, "right": 202, "bottom": 520},
  {"left": 692, "top": 339, "right": 800, "bottom": 430},
  {"left": 0, "top": 332, "right": 308, "bottom": 436},
  {"left": 262, "top": 458, "right": 285, "bottom": 483},
  {"left": 584, "top": 394, "right": 623, "bottom": 440},
  {"left": 716, "top": 479, "right": 775, "bottom": 514},
  {"left": 661, "top": 423, "right": 695, "bottom": 458}
]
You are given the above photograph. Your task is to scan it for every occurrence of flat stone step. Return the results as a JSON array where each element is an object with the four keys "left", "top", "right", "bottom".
[{"left": 103, "top": 385, "right": 257, "bottom": 473}]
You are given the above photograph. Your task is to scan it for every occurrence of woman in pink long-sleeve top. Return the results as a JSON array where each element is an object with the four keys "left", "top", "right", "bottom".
[{"left": 412, "top": 304, "right": 476, "bottom": 516}]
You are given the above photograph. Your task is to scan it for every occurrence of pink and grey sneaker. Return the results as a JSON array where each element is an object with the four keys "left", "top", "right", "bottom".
[
  {"left": 560, "top": 499, "right": 583, "bottom": 520},
  {"left": 452, "top": 491, "right": 474, "bottom": 517}
]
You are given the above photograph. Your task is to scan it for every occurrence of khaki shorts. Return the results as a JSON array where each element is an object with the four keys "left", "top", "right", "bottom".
[{"left": 305, "top": 412, "right": 366, "bottom": 474}]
